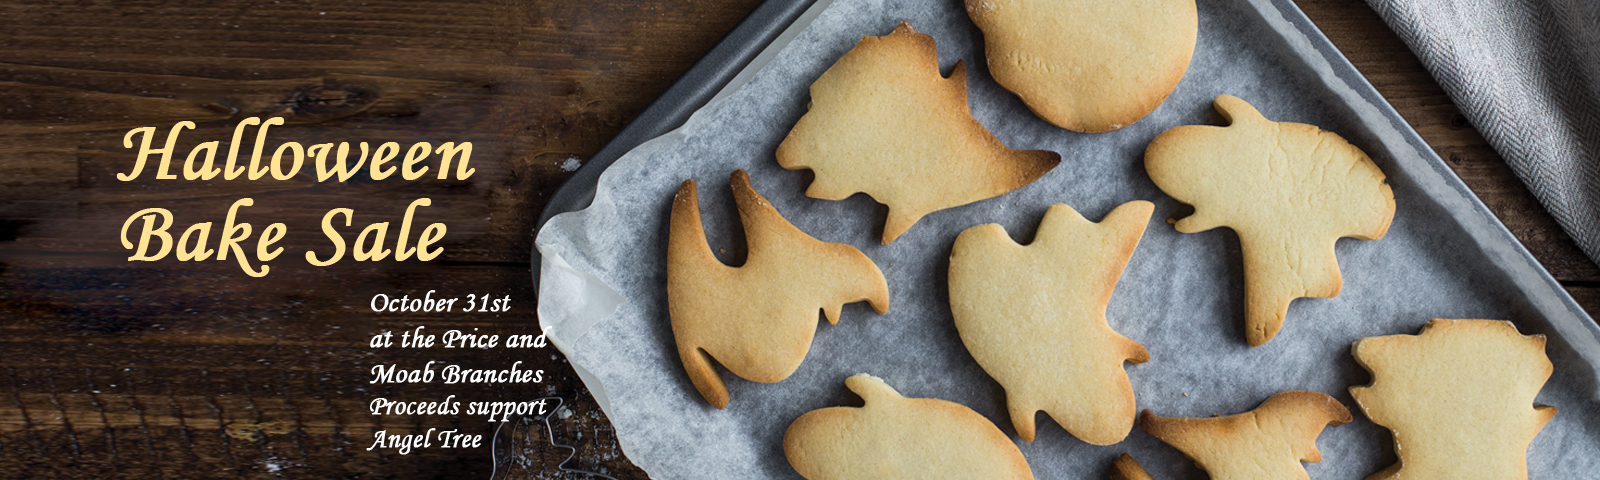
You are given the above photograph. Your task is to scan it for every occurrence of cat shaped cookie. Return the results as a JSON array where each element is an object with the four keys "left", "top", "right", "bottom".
[
  {"left": 777, "top": 22, "right": 1059, "bottom": 244},
  {"left": 1140, "top": 390, "right": 1352, "bottom": 480},
  {"left": 784, "top": 374, "right": 1034, "bottom": 480},
  {"left": 668, "top": 170, "right": 889, "bottom": 408},
  {"left": 1145, "top": 95, "right": 1395, "bottom": 346},
  {"left": 966, "top": 0, "right": 1198, "bottom": 132},
  {"left": 1350, "top": 319, "right": 1555, "bottom": 480},
  {"left": 949, "top": 201, "right": 1152, "bottom": 445}
]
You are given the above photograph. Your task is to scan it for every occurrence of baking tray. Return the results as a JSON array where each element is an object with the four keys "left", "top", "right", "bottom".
[{"left": 532, "top": 0, "right": 1600, "bottom": 477}]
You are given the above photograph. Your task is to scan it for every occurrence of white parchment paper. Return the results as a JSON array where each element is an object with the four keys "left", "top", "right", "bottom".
[{"left": 536, "top": 0, "right": 1600, "bottom": 477}]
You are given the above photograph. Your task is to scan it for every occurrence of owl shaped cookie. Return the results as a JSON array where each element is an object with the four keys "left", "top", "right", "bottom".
[{"left": 1350, "top": 319, "right": 1556, "bottom": 480}]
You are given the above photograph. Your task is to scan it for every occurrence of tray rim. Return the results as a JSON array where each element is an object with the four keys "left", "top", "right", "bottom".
[
  {"left": 532, "top": 0, "right": 1600, "bottom": 474},
  {"left": 1252, "top": 0, "right": 1600, "bottom": 364}
]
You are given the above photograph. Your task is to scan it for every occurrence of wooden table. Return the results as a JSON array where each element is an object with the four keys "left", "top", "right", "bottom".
[{"left": 2, "top": 0, "right": 1594, "bottom": 478}]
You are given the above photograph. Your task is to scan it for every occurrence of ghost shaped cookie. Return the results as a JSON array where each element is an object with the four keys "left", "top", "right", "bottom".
[
  {"left": 1350, "top": 319, "right": 1555, "bottom": 480},
  {"left": 949, "top": 201, "right": 1152, "bottom": 445},
  {"left": 1109, "top": 453, "right": 1154, "bottom": 480},
  {"left": 784, "top": 374, "right": 1034, "bottom": 480},
  {"left": 966, "top": 0, "right": 1198, "bottom": 132},
  {"left": 668, "top": 170, "right": 890, "bottom": 409},
  {"left": 777, "top": 22, "right": 1060, "bottom": 244},
  {"left": 1145, "top": 95, "right": 1395, "bottom": 346},
  {"left": 1140, "top": 390, "right": 1352, "bottom": 480}
]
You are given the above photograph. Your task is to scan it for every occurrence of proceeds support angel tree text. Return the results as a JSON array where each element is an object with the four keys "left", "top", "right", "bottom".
[{"left": 363, "top": 290, "right": 550, "bottom": 455}]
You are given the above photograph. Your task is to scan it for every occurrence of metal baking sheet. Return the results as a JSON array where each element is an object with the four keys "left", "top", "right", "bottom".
[{"left": 534, "top": 0, "right": 1600, "bottom": 477}]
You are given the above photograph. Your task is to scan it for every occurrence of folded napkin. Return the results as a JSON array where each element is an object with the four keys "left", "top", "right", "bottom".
[{"left": 1367, "top": 0, "right": 1600, "bottom": 266}]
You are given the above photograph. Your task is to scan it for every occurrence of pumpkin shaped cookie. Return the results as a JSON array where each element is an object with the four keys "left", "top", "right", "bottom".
[{"left": 784, "top": 374, "right": 1034, "bottom": 480}]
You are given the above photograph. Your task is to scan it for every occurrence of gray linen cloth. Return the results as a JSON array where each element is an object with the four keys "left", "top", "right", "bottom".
[{"left": 1366, "top": 0, "right": 1600, "bottom": 266}]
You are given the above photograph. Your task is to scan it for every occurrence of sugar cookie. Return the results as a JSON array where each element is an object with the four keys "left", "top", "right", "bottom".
[
  {"left": 949, "top": 201, "right": 1152, "bottom": 444},
  {"left": 784, "top": 374, "right": 1034, "bottom": 480},
  {"left": 1109, "top": 453, "right": 1154, "bottom": 480},
  {"left": 966, "top": 0, "right": 1198, "bottom": 132},
  {"left": 1350, "top": 319, "right": 1556, "bottom": 480},
  {"left": 1145, "top": 95, "right": 1395, "bottom": 346},
  {"left": 1140, "top": 390, "right": 1352, "bottom": 480},
  {"left": 668, "top": 170, "right": 889, "bottom": 408},
  {"left": 777, "top": 22, "right": 1059, "bottom": 244}
]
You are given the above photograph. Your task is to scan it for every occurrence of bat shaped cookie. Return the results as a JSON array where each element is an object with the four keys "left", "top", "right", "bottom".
[
  {"left": 1141, "top": 390, "right": 1352, "bottom": 480},
  {"left": 784, "top": 374, "right": 1034, "bottom": 480},
  {"left": 1351, "top": 319, "right": 1555, "bottom": 480},
  {"left": 949, "top": 201, "right": 1153, "bottom": 445},
  {"left": 1145, "top": 95, "right": 1395, "bottom": 346},
  {"left": 668, "top": 170, "right": 889, "bottom": 408},
  {"left": 777, "top": 22, "right": 1059, "bottom": 244}
]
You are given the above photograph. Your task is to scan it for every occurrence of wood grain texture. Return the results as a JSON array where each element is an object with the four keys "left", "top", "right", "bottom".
[
  {"left": 0, "top": 0, "right": 1592, "bottom": 478},
  {"left": 0, "top": 0, "right": 760, "bottom": 478}
]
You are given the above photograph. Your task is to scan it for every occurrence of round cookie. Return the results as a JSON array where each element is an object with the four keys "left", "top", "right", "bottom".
[{"left": 966, "top": 0, "right": 1198, "bottom": 133}]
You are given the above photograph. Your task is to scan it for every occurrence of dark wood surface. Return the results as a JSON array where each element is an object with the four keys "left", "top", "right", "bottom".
[{"left": 1, "top": 0, "right": 1594, "bottom": 478}]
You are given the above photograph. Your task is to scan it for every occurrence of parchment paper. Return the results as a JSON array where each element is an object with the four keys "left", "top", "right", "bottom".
[{"left": 535, "top": 0, "right": 1600, "bottom": 477}]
